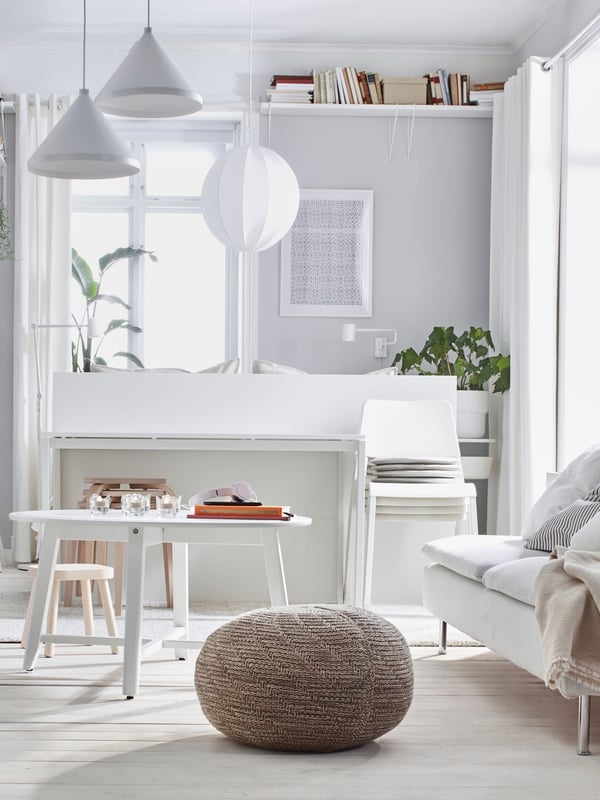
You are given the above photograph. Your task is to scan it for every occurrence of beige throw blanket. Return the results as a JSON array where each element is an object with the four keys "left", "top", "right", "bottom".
[{"left": 534, "top": 548, "right": 600, "bottom": 696}]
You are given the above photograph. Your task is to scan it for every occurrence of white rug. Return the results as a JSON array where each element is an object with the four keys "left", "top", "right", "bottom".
[{"left": 0, "top": 570, "right": 479, "bottom": 646}]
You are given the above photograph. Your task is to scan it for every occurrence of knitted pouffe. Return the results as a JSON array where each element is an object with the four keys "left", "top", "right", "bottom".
[{"left": 194, "top": 604, "right": 414, "bottom": 752}]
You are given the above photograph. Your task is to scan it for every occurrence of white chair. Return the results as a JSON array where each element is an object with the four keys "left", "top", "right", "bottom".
[{"left": 360, "top": 399, "right": 477, "bottom": 606}]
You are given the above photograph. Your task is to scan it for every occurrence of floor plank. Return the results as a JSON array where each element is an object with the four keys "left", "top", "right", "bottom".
[{"left": 1, "top": 643, "right": 599, "bottom": 799}]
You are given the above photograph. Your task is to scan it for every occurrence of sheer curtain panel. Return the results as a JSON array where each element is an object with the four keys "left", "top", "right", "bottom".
[
  {"left": 487, "top": 58, "right": 563, "bottom": 535},
  {"left": 12, "top": 94, "right": 71, "bottom": 564}
]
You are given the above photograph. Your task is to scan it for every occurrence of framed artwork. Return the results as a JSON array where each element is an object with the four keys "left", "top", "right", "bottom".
[{"left": 280, "top": 188, "right": 373, "bottom": 317}]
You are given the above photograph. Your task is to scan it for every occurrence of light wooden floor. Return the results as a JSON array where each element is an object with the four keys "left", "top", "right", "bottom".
[{"left": 0, "top": 640, "right": 599, "bottom": 799}]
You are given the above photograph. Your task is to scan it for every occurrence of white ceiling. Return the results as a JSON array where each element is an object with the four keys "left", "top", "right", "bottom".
[{"left": 0, "top": 0, "right": 568, "bottom": 52}]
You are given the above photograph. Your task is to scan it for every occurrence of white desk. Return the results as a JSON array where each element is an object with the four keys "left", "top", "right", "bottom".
[
  {"left": 10, "top": 509, "right": 312, "bottom": 698},
  {"left": 44, "top": 433, "right": 367, "bottom": 604}
]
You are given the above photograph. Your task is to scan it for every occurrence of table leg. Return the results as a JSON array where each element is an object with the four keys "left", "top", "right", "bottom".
[
  {"left": 23, "top": 523, "right": 60, "bottom": 671},
  {"left": 122, "top": 526, "right": 146, "bottom": 699},
  {"left": 171, "top": 542, "right": 189, "bottom": 660},
  {"left": 261, "top": 529, "right": 288, "bottom": 606}
]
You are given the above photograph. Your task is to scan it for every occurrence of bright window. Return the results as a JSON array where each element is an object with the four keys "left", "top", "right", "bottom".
[
  {"left": 558, "top": 45, "right": 600, "bottom": 465},
  {"left": 71, "top": 120, "right": 238, "bottom": 371}
]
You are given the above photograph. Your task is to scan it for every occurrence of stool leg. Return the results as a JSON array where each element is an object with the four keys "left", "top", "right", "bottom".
[
  {"left": 81, "top": 580, "right": 95, "bottom": 637},
  {"left": 44, "top": 579, "right": 61, "bottom": 658},
  {"left": 62, "top": 541, "right": 78, "bottom": 607},
  {"left": 21, "top": 576, "right": 36, "bottom": 649},
  {"left": 98, "top": 579, "right": 120, "bottom": 655}
]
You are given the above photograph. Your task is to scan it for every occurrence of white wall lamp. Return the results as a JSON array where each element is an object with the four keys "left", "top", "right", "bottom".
[
  {"left": 341, "top": 323, "right": 398, "bottom": 359},
  {"left": 27, "top": 1, "right": 140, "bottom": 179},
  {"left": 200, "top": 0, "right": 299, "bottom": 252},
  {"left": 95, "top": 0, "right": 202, "bottom": 118}
]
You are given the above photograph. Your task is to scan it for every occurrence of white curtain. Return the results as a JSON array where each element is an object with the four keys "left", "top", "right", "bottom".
[
  {"left": 12, "top": 94, "right": 71, "bottom": 563},
  {"left": 487, "top": 57, "right": 564, "bottom": 535}
]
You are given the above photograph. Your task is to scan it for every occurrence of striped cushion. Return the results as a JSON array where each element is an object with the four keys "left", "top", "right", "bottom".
[{"left": 524, "top": 486, "right": 600, "bottom": 551}]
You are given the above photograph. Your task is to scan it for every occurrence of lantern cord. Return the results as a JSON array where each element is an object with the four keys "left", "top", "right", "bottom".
[
  {"left": 267, "top": 100, "right": 273, "bottom": 148},
  {"left": 249, "top": 0, "right": 254, "bottom": 118}
]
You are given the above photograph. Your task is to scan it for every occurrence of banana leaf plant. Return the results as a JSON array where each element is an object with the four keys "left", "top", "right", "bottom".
[{"left": 71, "top": 246, "right": 157, "bottom": 372}]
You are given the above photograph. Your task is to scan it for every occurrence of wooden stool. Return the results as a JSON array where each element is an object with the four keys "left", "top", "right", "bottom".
[
  {"left": 65, "top": 476, "right": 176, "bottom": 614},
  {"left": 22, "top": 563, "right": 120, "bottom": 658}
]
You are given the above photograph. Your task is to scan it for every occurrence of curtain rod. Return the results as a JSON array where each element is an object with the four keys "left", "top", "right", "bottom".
[
  {"left": 0, "top": 96, "right": 51, "bottom": 112},
  {"left": 542, "top": 11, "right": 600, "bottom": 71}
]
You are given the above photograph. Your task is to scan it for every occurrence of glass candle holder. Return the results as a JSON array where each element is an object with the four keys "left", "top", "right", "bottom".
[
  {"left": 89, "top": 493, "right": 111, "bottom": 514},
  {"left": 156, "top": 494, "right": 179, "bottom": 517},
  {"left": 122, "top": 492, "right": 146, "bottom": 516}
]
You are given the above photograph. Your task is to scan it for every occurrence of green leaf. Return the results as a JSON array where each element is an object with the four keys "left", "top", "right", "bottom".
[
  {"left": 104, "top": 319, "right": 143, "bottom": 334},
  {"left": 98, "top": 247, "right": 157, "bottom": 274},
  {"left": 71, "top": 248, "right": 98, "bottom": 300},
  {"left": 88, "top": 293, "right": 132, "bottom": 310},
  {"left": 112, "top": 351, "right": 145, "bottom": 368}
]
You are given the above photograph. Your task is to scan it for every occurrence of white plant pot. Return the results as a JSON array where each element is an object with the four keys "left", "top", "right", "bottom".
[{"left": 456, "top": 390, "right": 489, "bottom": 439}]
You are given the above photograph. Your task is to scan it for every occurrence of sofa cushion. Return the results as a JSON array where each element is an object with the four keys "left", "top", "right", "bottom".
[
  {"left": 570, "top": 513, "right": 600, "bottom": 551},
  {"left": 521, "top": 444, "right": 600, "bottom": 541},
  {"left": 524, "top": 486, "right": 600, "bottom": 552},
  {"left": 482, "top": 557, "right": 549, "bottom": 606},
  {"left": 422, "top": 535, "right": 546, "bottom": 582}
]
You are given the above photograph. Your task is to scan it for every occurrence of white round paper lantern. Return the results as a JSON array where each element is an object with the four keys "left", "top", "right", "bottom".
[{"left": 201, "top": 144, "right": 300, "bottom": 252}]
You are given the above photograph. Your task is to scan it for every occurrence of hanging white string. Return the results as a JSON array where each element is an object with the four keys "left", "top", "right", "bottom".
[
  {"left": 387, "top": 104, "right": 400, "bottom": 161},
  {"left": 82, "top": 0, "right": 87, "bottom": 89},
  {"left": 406, "top": 105, "right": 416, "bottom": 162},
  {"left": 267, "top": 100, "right": 273, "bottom": 148},
  {"left": 387, "top": 104, "right": 416, "bottom": 162}
]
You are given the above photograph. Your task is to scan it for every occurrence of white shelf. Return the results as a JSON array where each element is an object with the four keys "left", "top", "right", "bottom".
[{"left": 260, "top": 102, "right": 493, "bottom": 118}]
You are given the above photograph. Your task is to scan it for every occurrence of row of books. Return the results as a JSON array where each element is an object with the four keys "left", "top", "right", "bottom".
[
  {"left": 267, "top": 72, "right": 505, "bottom": 107},
  {"left": 267, "top": 69, "right": 383, "bottom": 105},
  {"left": 426, "top": 70, "right": 474, "bottom": 106}
]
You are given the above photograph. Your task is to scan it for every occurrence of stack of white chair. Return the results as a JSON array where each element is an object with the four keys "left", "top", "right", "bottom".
[{"left": 360, "top": 399, "right": 477, "bottom": 606}]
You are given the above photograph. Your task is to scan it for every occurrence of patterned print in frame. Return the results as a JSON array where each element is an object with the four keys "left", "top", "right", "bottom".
[{"left": 280, "top": 189, "right": 373, "bottom": 317}]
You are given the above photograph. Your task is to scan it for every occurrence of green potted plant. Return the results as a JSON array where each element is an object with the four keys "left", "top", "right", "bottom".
[
  {"left": 71, "top": 245, "right": 157, "bottom": 372},
  {"left": 0, "top": 204, "right": 13, "bottom": 261},
  {"left": 391, "top": 325, "right": 510, "bottom": 438}
]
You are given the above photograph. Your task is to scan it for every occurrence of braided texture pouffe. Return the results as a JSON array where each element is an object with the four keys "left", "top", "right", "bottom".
[{"left": 194, "top": 604, "right": 414, "bottom": 752}]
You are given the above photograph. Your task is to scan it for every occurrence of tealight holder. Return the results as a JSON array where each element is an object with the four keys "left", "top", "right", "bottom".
[
  {"left": 156, "top": 494, "right": 180, "bottom": 517},
  {"left": 122, "top": 492, "right": 147, "bottom": 516},
  {"left": 89, "top": 493, "right": 111, "bottom": 515}
]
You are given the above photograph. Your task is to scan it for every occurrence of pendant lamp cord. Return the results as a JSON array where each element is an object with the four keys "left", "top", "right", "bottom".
[
  {"left": 82, "top": 0, "right": 87, "bottom": 89},
  {"left": 147, "top": 0, "right": 151, "bottom": 28},
  {"left": 249, "top": 0, "right": 254, "bottom": 113}
]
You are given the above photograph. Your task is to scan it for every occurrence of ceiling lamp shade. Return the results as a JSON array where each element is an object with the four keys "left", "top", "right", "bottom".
[
  {"left": 95, "top": 27, "right": 202, "bottom": 118},
  {"left": 28, "top": 89, "right": 140, "bottom": 179},
  {"left": 201, "top": 144, "right": 300, "bottom": 252}
]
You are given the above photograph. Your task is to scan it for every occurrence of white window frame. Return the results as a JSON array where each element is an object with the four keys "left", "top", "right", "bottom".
[{"left": 71, "top": 116, "right": 242, "bottom": 366}]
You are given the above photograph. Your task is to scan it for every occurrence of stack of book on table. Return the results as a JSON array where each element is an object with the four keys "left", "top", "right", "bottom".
[
  {"left": 367, "top": 457, "right": 462, "bottom": 484},
  {"left": 187, "top": 503, "right": 293, "bottom": 520}
]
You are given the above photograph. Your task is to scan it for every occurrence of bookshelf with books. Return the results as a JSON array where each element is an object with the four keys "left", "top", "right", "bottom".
[{"left": 264, "top": 68, "right": 498, "bottom": 117}]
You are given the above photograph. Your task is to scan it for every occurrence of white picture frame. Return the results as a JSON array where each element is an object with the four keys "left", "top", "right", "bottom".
[{"left": 280, "top": 188, "right": 373, "bottom": 317}]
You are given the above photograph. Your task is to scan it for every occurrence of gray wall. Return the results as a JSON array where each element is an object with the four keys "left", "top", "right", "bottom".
[
  {"left": 1, "top": 115, "right": 14, "bottom": 553},
  {"left": 257, "top": 113, "right": 493, "bottom": 373}
]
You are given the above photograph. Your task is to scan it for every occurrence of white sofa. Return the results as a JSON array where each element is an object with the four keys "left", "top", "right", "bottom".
[{"left": 422, "top": 445, "right": 600, "bottom": 755}]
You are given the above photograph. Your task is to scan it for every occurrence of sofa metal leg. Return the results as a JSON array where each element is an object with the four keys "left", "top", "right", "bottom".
[
  {"left": 578, "top": 695, "right": 591, "bottom": 755},
  {"left": 438, "top": 620, "right": 447, "bottom": 655}
]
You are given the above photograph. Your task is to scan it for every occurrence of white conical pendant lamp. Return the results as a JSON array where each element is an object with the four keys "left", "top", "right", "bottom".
[
  {"left": 28, "top": 0, "right": 140, "bottom": 180},
  {"left": 95, "top": 1, "right": 202, "bottom": 118},
  {"left": 201, "top": 0, "right": 299, "bottom": 252},
  {"left": 202, "top": 143, "right": 299, "bottom": 252}
]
